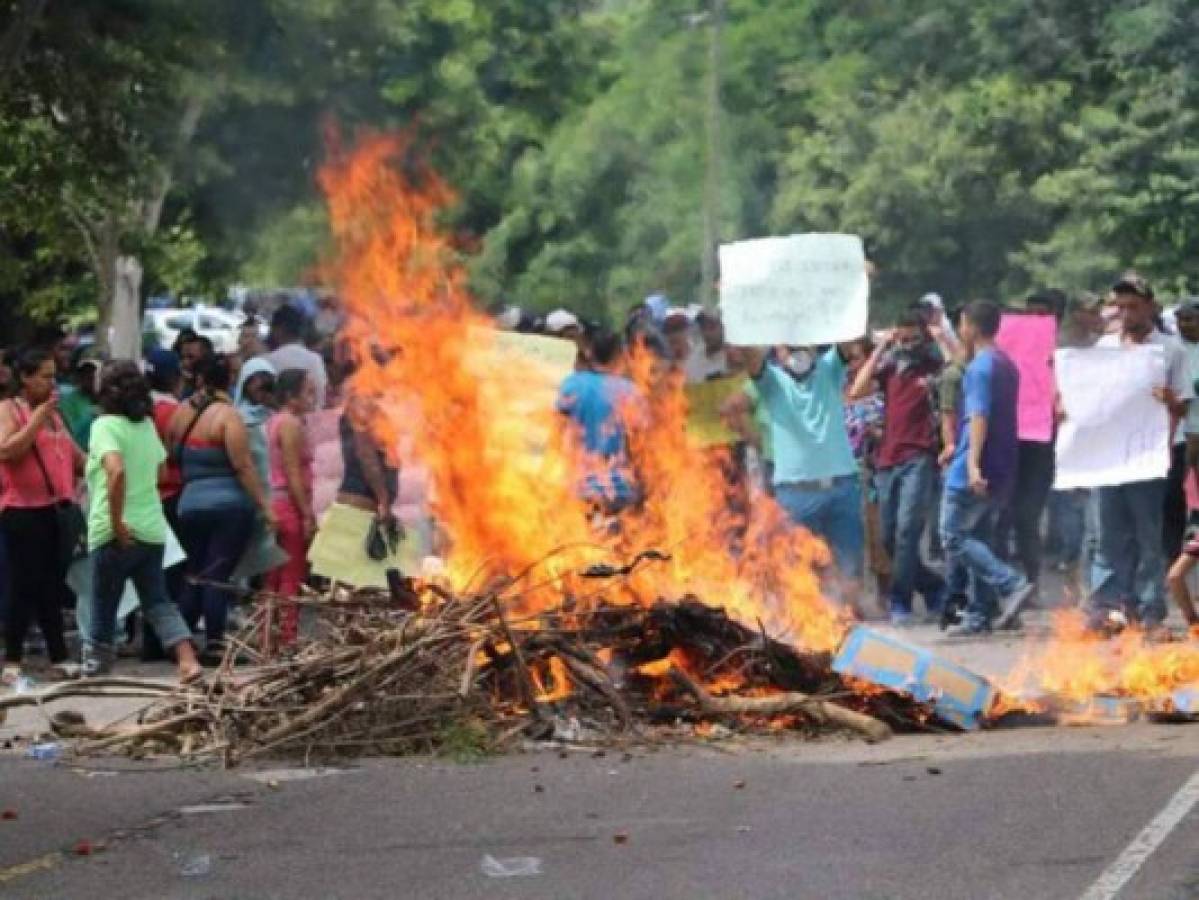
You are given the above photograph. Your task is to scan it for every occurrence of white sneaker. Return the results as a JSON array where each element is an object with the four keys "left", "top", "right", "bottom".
[
  {"left": 995, "top": 583, "right": 1036, "bottom": 631},
  {"left": 1, "top": 665, "right": 21, "bottom": 689}
]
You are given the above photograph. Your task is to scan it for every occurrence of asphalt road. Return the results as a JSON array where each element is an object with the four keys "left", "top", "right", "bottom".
[{"left": 3, "top": 726, "right": 1197, "bottom": 900}]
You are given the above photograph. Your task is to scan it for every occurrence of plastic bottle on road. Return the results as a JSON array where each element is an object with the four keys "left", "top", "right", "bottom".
[
  {"left": 178, "top": 853, "right": 212, "bottom": 877},
  {"left": 25, "top": 742, "right": 61, "bottom": 761},
  {"left": 480, "top": 855, "right": 541, "bottom": 878}
]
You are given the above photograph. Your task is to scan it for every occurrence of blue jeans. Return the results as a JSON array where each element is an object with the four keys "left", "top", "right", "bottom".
[
  {"left": 775, "top": 475, "right": 864, "bottom": 579},
  {"left": 1083, "top": 490, "right": 1099, "bottom": 591},
  {"left": 940, "top": 488, "right": 1027, "bottom": 629},
  {"left": 1047, "top": 489, "right": 1088, "bottom": 566},
  {"left": 86, "top": 541, "right": 192, "bottom": 652},
  {"left": 876, "top": 454, "right": 945, "bottom": 615},
  {"left": 1089, "top": 479, "right": 1167, "bottom": 625},
  {"left": 178, "top": 505, "right": 256, "bottom": 647}
]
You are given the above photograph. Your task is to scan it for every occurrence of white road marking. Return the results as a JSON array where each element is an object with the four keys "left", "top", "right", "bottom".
[
  {"left": 178, "top": 802, "right": 251, "bottom": 815},
  {"left": 1080, "top": 767, "right": 1199, "bottom": 900}
]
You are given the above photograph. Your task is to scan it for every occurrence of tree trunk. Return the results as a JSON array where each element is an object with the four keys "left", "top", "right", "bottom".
[
  {"left": 67, "top": 91, "right": 210, "bottom": 355},
  {"left": 103, "top": 92, "right": 209, "bottom": 356},
  {"left": 110, "top": 255, "right": 143, "bottom": 361},
  {"left": 91, "top": 213, "right": 120, "bottom": 356}
]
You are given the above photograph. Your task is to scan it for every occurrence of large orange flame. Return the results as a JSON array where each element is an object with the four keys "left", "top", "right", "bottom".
[
  {"left": 317, "top": 132, "right": 846, "bottom": 653},
  {"left": 1000, "top": 610, "right": 1199, "bottom": 709}
]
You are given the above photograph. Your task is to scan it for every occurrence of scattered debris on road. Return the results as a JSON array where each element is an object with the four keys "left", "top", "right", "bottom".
[
  {"left": 3, "top": 565, "right": 1196, "bottom": 768},
  {"left": 6, "top": 575, "right": 942, "bottom": 765}
]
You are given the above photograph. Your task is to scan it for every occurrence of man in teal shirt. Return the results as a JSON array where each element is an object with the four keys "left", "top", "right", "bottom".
[
  {"left": 743, "top": 345, "right": 864, "bottom": 590},
  {"left": 60, "top": 356, "right": 102, "bottom": 450}
]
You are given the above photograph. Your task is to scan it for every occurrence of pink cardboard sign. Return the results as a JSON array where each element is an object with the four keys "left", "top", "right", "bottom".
[{"left": 997, "top": 313, "right": 1057, "bottom": 443}]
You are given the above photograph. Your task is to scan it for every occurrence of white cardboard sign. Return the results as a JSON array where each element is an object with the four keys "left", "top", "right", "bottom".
[
  {"left": 1053, "top": 345, "right": 1170, "bottom": 489},
  {"left": 718, "top": 233, "right": 869, "bottom": 346}
]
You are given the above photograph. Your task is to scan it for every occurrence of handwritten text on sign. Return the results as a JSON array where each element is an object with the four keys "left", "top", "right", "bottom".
[
  {"left": 996, "top": 313, "right": 1057, "bottom": 443},
  {"left": 719, "top": 234, "right": 870, "bottom": 347},
  {"left": 1053, "top": 346, "right": 1169, "bottom": 489}
]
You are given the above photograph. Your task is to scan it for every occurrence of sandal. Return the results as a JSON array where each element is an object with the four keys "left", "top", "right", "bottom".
[{"left": 179, "top": 667, "right": 206, "bottom": 687}]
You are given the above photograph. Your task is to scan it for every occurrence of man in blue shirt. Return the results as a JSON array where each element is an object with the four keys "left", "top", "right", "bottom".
[
  {"left": 556, "top": 329, "right": 643, "bottom": 513},
  {"left": 940, "top": 299, "right": 1033, "bottom": 635},
  {"left": 743, "top": 345, "right": 864, "bottom": 597}
]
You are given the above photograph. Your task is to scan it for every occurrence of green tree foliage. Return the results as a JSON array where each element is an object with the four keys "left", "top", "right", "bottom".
[
  {"left": 477, "top": 0, "right": 1199, "bottom": 320},
  {"left": 5, "top": 0, "right": 1199, "bottom": 331}
]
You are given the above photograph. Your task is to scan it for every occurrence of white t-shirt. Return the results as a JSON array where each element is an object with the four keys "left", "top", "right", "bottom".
[
  {"left": 267, "top": 343, "right": 329, "bottom": 409},
  {"left": 684, "top": 345, "right": 729, "bottom": 384},
  {"left": 1097, "top": 330, "right": 1194, "bottom": 444}
]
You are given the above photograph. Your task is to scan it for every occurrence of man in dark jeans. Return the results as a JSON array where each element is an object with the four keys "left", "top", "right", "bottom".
[
  {"left": 940, "top": 300, "right": 1034, "bottom": 635},
  {"left": 848, "top": 309, "right": 946, "bottom": 625},
  {"left": 1087, "top": 273, "right": 1191, "bottom": 631},
  {"left": 1005, "top": 440, "right": 1055, "bottom": 587}
]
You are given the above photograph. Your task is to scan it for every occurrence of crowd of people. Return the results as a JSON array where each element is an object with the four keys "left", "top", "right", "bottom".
[
  {"left": 1, "top": 271, "right": 1196, "bottom": 689},
  {"left": 542, "top": 272, "right": 1199, "bottom": 640},
  {"left": 0, "top": 300, "right": 404, "bottom": 688}
]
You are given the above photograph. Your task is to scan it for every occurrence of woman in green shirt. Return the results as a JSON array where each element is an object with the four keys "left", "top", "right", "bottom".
[{"left": 82, "top": 361, "right": 202, "bottom": 683}]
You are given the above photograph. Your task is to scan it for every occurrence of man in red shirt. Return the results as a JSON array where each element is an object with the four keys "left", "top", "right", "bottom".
[{"left": 848, "top": 309, "right": 947, "bottom": 624}]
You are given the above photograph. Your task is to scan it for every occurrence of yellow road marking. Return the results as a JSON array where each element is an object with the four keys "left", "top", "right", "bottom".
[{"left": 0, "top": 851, "right": 62, "bottom": 884}]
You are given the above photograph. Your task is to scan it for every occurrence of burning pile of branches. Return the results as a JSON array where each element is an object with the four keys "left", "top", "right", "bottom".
[{"left": 23, "top": 565, "right": 931, "bottom": 766}]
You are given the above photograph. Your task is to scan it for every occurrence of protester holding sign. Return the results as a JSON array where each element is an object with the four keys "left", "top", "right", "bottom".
[
  {"left": 741, "top": 344, "right": 864, "bottom": 598},
  {"left": 939, "top": 300, "right": 1033, "bottom": 635},
  {"left": 719, "top": 233, "right": 873, "bottom": 603},
  {"left": 994, "top": 304, "right": 1058, "bottom": 588},
  {"left": 848, "top": 309, "right": 946, "bottom": 625},
  {"left": 1045, "top": 293, "right": 1104, "bottom": 587},
  {"left": 1085, "top": 274, "right": 1191, "bottom": 632}
]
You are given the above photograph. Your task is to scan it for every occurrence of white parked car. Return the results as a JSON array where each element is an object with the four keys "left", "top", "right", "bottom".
[{"left": 143, "top": 307, "right": 254, "bottom": 354}]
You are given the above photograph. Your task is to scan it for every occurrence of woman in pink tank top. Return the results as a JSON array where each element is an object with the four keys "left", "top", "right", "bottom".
[
  {"left": 0, "top": 347, "right": 84, "bottom": 684},
  {"left": 263, "top": 369, "right": 316, "bottom": 652}
]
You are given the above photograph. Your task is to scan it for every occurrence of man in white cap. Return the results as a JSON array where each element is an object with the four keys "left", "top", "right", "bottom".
[{"left": 545, "top": 309, "right": 582, "bottom": 339}]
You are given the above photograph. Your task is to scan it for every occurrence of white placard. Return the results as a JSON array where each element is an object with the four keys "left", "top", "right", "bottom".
[
  {"left": 718, "top": 233, "right": 869, "bottom": 346},
  {"left": 1054, "top": 346, "right": 1170, "bottom": 489}
]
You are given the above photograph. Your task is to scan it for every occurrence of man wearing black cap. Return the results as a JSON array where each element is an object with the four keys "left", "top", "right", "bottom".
[{"left": 1088, "top": 273, "right": 1192, "bottom": 631}]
